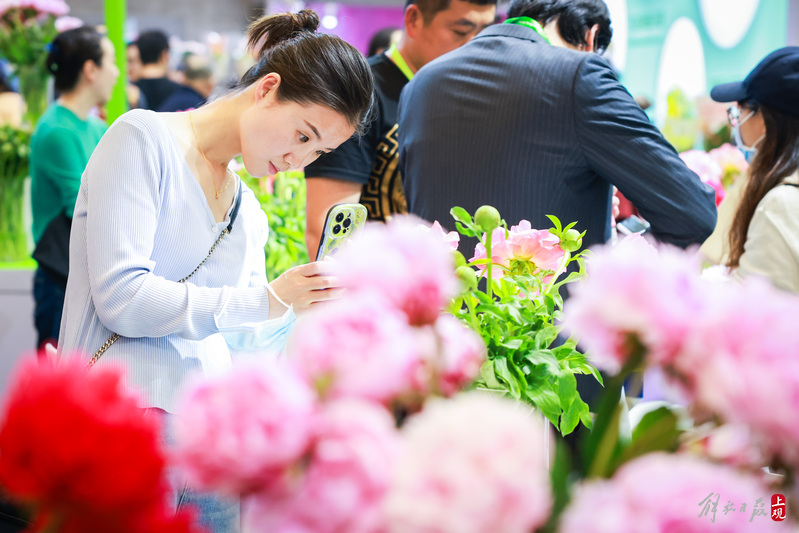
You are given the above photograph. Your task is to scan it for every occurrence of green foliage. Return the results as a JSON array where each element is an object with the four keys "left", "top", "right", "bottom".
[
  {"left": 0, "top": 7, "right": 60, "bottom": 125},
  {"left": 0, "top": 125, "right": 31, "bottom": 261},
  {"left": 448, "top": 206, "right": 598, "bottom": 436},
  {"left": 662, "top": 87, "right": 699, "bottom": 153},
  {"left": 235, "top": 164, "right": 309, "bottom": 281}
]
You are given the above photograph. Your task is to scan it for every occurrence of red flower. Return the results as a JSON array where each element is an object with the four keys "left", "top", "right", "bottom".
[{"left": 0, "top": 358, "right": 197, "bottom": 532}]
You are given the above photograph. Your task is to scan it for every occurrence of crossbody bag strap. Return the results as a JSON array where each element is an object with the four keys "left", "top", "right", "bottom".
[{"left": 86, "top": 183, "right": 243, "bottom": 370}]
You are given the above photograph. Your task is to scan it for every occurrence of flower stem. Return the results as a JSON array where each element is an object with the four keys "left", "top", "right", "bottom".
[{"left": 485, "top": 230, "right": 493, "bottom": 299}]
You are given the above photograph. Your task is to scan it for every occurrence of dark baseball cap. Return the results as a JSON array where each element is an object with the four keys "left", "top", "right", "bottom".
[{"left": 710, "top": 46, "right": 799, "bottom": 119}]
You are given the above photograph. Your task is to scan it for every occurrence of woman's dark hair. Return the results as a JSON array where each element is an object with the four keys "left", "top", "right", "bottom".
[
  {"left": 728, "top": 104, "right": 799, "bottom": 268},
  {"left": 236, "top": 10, "right": 374, "bottom": 135},
  {"left": 46, "top": 26, "right": 104, "bottom": 93},
  {"left": 508, "top": 0, "right": 612, "bottom": 54}
]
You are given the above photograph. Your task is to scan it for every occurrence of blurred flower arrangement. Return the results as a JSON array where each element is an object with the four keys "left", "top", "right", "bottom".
[
  {"left": 0, "top": 358, "right": 197, "bottom": 532},
  {"left": 0, "top": 124, "right": 31, "bottom": 261},
  {"left": 0, "top": 0, "right": 70, "bottom": 126},
  {"left": 447, "top": 205, "right": 598, "bottom": 436},
  {"left": 680, "top": 144, "right": 748, "bottom": 206},
  {"left": 1, "top": 212, "right": 797, "bottom": 531},
  {"left": 231, "top": 159, "right": 309, "bottom": 280}
]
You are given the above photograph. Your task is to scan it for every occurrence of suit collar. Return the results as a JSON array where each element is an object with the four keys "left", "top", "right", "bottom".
[{"left": 473, "top": 22, "right": 547, "bottom": 44}]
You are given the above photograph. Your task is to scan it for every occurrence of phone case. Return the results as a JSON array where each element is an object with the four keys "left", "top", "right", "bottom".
[{"left": 315, "top": 203, "right": 368, "bottom": 261}]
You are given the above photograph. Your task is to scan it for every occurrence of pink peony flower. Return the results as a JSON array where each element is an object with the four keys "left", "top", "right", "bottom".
[
  {"left": 172, "top": 358, "right": 317, "bottom": 495},
  {"left": 424, "top": 221, "right": 460, "bottom": 251},
  {"left": 564, "top": 235, "right": 709, "bottom": 374},
  {"left": 680, "top": 149, "right": 726, "bottom": 206},
  {"left": 682, "top": 424, "right": 766, "bottom": 470},
  {"left": 559, "top": 453, "right": 786, "bottom": 532},
  {"left": 287, "top": 292, "right": 424, "bottom": 405},
  {"left": 54, "top": 15, "right": 81, "bottom": 32},
  {"left": 384, "top": 394, "right": 552, "bottom": 533},
  {"left": 680, "top": 278, "right": 799, "bottom": 467},
  {"left": 506, "top": 220, "right": 565, "bottom": 272},
  {"left": 244, "top": 399, "right": 399, "bottom": 533},
  {"left": 470, "top": 221, "right": 566, "bottom": 279},
  {"left": 22, "top": 0, "right": 68, "bottom": 16},
  {"left": 332, "top": 216, "right": 459, "bottom": 326},
  {"left": 412, "top": 315, "right": 486, "bottom": 397},
  {"left": 709, "top": 143, "right": 748, "bottom": 189},
  {"left": 470, "top": 226, "right": 512, "bottom": 277}
]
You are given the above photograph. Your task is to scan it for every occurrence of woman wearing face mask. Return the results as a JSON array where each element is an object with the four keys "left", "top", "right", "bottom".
[
  {"left": 58, "top": 10, "right": 373, "bottom": 531},
  {"left": 707, "top": 47, "right": 799, "bottom": 292}
]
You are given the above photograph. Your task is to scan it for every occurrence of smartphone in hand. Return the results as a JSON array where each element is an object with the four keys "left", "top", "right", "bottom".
[
  {"left": 616, "top": 214, "right": 651, "bottom": 236},
  {"left": 315, "top": 203, "right": 368, "bottom": 261}
]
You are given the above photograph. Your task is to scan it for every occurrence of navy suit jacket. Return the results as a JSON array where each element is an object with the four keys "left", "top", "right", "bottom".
[{"left": 398, "top": 23, "right": 717, "bottom": 255}]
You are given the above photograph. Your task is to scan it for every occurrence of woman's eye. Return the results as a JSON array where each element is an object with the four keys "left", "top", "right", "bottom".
[
  {"left": 300, "top": 133, "right": 309, "bottom": 143},
  {"left": 316, "top": 150, "right": 325, "bottom": 156}
]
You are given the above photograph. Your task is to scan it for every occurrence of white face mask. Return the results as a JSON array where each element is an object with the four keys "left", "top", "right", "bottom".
[{"left": 732, "top": 108, "right": 765, "bottom": 163}]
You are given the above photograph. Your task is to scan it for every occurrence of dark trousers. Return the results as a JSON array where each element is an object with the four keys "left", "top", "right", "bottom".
[{"left": 32, "top": 268, "right": 65, "bottom": 349}]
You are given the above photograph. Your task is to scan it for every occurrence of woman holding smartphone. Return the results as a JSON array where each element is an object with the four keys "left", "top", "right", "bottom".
[
  {"left": 57, "top": 10, "right": 373, "bottom": 531},
  {"left": 710, "top": 47, "right": 799, "bottom": 292}
]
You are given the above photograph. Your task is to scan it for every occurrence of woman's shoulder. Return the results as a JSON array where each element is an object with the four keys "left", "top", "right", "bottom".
[{"left": 757, "top": 174, "right": 799, "bottom": 213}]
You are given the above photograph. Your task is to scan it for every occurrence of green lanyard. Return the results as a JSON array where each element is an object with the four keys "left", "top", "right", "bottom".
[
  {"left": 504, "top": 16, "right": 551, "bottom": 44},
  {"left": 387, "top": 43, "right": 415, "bottom": 81}
]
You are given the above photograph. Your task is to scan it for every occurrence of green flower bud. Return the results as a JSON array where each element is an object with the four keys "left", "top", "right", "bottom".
[
  {"left": 560, "top": 228, "right": 583, "bottom": 252},
  {"left": 455, "top": 265, "right": 478, "bottom": 291},
  {"left": 453, "top": 251, "right": 467, "bottom": 268},
  {"left": 474, "top": 205, "right": 501, "bottom": 233}
]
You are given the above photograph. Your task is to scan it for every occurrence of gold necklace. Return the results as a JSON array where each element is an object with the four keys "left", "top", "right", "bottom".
[{"left": 189, "top": 111, "right": 231, "bottom": 200}]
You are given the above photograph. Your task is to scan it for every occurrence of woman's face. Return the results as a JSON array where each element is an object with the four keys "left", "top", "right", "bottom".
[
  {"left": 92, "top": 38, "right": 120, "bottom": 106},
  {"left": 738, "top": 102, "right": 766, "bottom": 147},
  {"left": 240, "top": 74, "right": 355, "bottom": 177}
]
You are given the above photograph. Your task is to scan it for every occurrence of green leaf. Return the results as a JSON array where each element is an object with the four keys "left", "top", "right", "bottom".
[
  {"left": 545, "top": 214, "right": 563, "bottom": 233},
  {"left": 493, "top": 358, "right": 521, "bottom": 399},
  {"left": 455, "top": 221, "right": 477, "bottom": 238},
  {"left": 450, "top": 206, "right": 473, "bottom": 226},
  {"left": 500, "top": 338, "right": 523, "bottom": 350},
  {"left": 525, "top": 387, "right": 561, "bottom": 425},
  {"left": 556, "top": 372, "right": 578, "bottom": 410},
  {"left": 617, "top": 406, "right": 681, "bottom": 466},
  {"left": 559, "top": 397, "right": 582, "bottom": 436}
]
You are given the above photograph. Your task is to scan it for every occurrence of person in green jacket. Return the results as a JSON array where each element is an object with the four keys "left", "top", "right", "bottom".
[{"left": 30, "top": 26, "right": 119, "bottom": 348}]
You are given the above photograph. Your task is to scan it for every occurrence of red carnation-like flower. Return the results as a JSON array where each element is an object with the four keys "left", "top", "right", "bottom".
[{"left": 0, "top": 358, "right": 197, "bottom": 533}]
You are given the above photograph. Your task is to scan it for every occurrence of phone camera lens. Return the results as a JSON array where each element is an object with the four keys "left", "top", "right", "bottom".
[
  {"left": 343, "top": 228, "right": 348, "bottom": 234},
  {"left": 343, "top": 218, "right": 352, "bottom": 228},
  {"left": 335, "top": 213, "right": 344, "bottom": 223},
  {"left": 333, "top": 224, "right": 341, "bottom": 234}
]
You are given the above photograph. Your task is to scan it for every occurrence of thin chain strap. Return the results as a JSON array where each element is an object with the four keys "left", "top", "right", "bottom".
[{"left": 86, "top": 227, "right": 231, "bottom": 369}]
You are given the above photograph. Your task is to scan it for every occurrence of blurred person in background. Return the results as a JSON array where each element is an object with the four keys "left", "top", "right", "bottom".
[
  {"left": 709, "top": 47, "right": 799, "bottom": 292},
  {"left": 367, "top": 26, "right": 401, "bottom": 56},
  {"left": 30, "top": 26, "right": 119, "bottom": 349},
  {"left": 134, "top": 29, "right": 182, "bottom": 110},
  {"left": 0, "top": 67, "right": 23, "bottom": 127},
  {"left": 57, "top": 10, "right": 374, "bottom": 532},
  {"left": 125, "top": 41, "right": 147, "bottom": 109},
  {"left": 157, "top": 52, "right": 215, "bottom": 112},
  {"left": 303, "top": 0, "right": 497, "bottom": 256}
]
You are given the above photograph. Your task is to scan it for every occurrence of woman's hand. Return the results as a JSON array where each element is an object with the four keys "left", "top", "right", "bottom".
[{"left": 267, "top": 261, "right": 342, "bottom": 317}]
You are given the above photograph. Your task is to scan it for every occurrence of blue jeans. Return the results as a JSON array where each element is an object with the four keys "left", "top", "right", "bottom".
[
  {"left": 33, "top": 268, "right": 65, "bottom": 349},
  {"left": 147, "top": 409, "right": 240, "bottom": 533}
]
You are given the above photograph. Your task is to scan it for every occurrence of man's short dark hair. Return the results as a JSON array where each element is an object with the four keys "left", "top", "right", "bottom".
[
  {"left": 406, "top": 0, "right": 498, "bottom": 24},
  {"left": 136, "top": 29, "right": 170, "bottom": 65},
  {"left": 507, "top": 0, "right": 612, "bottom": 53}
]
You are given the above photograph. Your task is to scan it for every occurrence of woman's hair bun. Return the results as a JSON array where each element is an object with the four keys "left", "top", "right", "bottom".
[{"left": 247, "top": 10, "right": 320, "bottom": 58}]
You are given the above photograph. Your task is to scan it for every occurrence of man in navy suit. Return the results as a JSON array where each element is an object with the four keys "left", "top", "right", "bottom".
[{"left": 398, "top": 0, "right": 717, "bottom": 255}]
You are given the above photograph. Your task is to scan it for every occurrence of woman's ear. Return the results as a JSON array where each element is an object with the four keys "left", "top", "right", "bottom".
[
  {"left": 82, "top": 59, "right": 99, "bottom": 84},
  {"left": 255, "top": 72, "right": 282, "bottom": 102}
]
